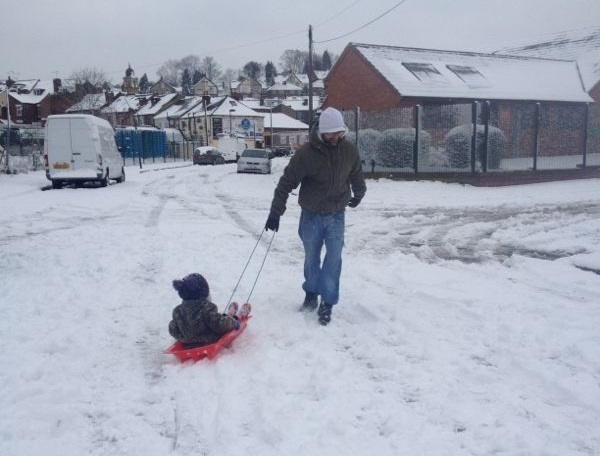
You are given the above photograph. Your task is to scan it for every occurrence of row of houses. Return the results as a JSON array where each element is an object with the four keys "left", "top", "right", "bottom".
[
  {"left": 2, "top": 26, "right": 599, "bottom": 156},
  {"left": 0, "top": 67, "right": 320, "bottom": 149}
]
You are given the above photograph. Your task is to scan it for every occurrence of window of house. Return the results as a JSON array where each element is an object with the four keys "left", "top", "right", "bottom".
[
  {"left": 446, "top": 65, "right": 489, "bottom": 87},
  {"left": 16, "top": 104, "right": 23, "bottom": 118},
  {"left": 402, "top": 62, "right": 447, "bottom": 84},
  {"left": 212, "top": 117, "right": 223, "bottom": 138}
]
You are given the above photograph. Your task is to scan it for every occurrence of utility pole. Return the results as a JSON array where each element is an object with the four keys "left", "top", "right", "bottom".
[
  {"left": 308, "top": 24, "right": 314, "bottom": 127},
  {"left": 4, "top": 80, "right": 11, "bottom": 172}
]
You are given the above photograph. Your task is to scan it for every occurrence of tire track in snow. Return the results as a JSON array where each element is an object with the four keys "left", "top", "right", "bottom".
[{"left": 354, "top": 201, "right": 600, "bottom": 263}]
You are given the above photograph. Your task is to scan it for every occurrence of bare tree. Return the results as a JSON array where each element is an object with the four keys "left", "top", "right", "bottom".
[
  {"left": 69, "top": 66, "right": 110, "bottom": 93},
  {"left": 280, "top": 49, "right": 308, "bottom": 75},
  {"left": 156, "top": 59, "right": 180, "bottom": 86},
  {"left": 179, "top": 54, "right": 202, "bottom": 76},
  {"left": 157, "top": 55, "right": 205, "bottom": 87},
  {"left": 221, "top": 68, "right": 239, "bottom": 94},
  {"left": 200, "top": 56, "right": 222, "bottom": 81}
]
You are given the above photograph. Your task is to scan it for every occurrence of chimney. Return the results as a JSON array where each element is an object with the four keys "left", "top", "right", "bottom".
[
  {"left": 53, "top": 78, "right": 62, "bottom": 93},
  {"left": 104, "top": 90, "right": 114, "bottom": 104}
]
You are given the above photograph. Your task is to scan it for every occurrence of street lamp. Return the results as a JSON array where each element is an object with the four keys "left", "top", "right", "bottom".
[{"left": 269, "top": 106, "right": 273, "bottom": 148}]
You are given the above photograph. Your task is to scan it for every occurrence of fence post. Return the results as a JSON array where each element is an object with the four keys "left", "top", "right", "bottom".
[
  {"left": 482, "top": 101, "right": 491, "bottom": 173},
  {"left": 533, "top": 103, "right": 540, "bottom": 171},
  {"left": 354, "top": 106, "right": 360, "bottom": 148},
  {"left": 414, "top": 104, "right": 421, "bottom": 174},
  {"left": 471, "top": 101, "right": 478, "bottom": 173},
  {"left": 582, "top": 103, "right": 589, "bottom": 167}
]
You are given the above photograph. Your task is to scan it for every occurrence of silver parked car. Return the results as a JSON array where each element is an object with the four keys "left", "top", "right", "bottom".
[{"left": 237, "top": 148, "right": 272, "bottom": 174}]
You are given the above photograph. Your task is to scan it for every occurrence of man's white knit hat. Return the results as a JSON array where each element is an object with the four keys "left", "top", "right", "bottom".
[{"left": 318, "top": 107, "right": 347, "bottom": 134}]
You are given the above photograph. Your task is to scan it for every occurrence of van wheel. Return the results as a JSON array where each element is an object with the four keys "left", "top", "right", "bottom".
[
  {"left": 100, "top": 170, "right": 109, "bottom": 187},
  {"left": 115, "top": 167, "right": 125, "bottom": 183},
  {"left": 52, "top": 180, "right": 63, "bottom": 189}
]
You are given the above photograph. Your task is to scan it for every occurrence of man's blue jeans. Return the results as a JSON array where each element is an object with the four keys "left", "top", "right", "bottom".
[{"left": 298, "top": 209, "right": 345, "bottom": 305}]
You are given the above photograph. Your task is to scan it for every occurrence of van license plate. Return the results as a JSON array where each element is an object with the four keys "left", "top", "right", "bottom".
[{"left": 53, "top": 162, "right": 70, "bottom": 169}]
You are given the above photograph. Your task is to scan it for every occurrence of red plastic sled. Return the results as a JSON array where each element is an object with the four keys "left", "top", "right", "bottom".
[{"left": 164, "top": 315, "right": 251, "bottom": 362}]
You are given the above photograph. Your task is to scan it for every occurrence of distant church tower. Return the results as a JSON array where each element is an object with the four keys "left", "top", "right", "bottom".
[{"left": 121, "top": 64, "right": 139, "bottom": 94}]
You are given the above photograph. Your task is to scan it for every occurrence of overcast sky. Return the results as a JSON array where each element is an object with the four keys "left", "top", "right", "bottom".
[{"left": 2, "top": 0, "right": 599, "bottom": 83}]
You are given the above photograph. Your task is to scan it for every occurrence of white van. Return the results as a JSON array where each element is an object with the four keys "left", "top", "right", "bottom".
[
  {"left": 44, "top": 114, "right": 125, "bottom": 189},
  {"left": 217, "top": 134, "right": 246, "bottom": 162}
]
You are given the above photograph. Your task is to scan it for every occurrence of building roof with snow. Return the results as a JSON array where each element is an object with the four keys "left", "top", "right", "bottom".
[
  {"left": 279, "top": 96, "right": 322, "bottom": 112},
  {"left": 66, "top": 93, "right": 107, "bottom": 113},
  {"left": 343, "top": 43, "right": 592, "bottom": 103},
  {"left": 3, "top": 79, "right": 53, "bottom": 104},
  {"left": 262, "top": 112, "right": 309, "bottom": 130},
  {"left": 264, "top": 82, "right": 303, "bottom": 93},
  {"left": 153, "top": 96, "right": 204, "bottom": 120},
  {"left": 493, "top": 26, "right": 600, "bottom": 93},
  {"left": 207, "top": 96, "right": 262, "bottom": 118},
  {"left": 135, "top": 93, "right": 179, "bottom": 116},
  {"left": 101, "top": 94, "right": 144, "bottom": 114}
]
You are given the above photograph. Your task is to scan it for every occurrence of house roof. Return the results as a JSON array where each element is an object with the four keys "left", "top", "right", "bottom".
[
  {"left": 279, "top": 96, "right": 321, "bottom": 112},
  {"left": 262, "top": 112, "right": 308, "bottom": 130},
  {"left": 101, "top": 94, "right": 143, "bottom": 114},
  {"left": 135, "top": 93, "right": 178, "bottom": 116},
  {"left": 313, "top": 70, "right": 329, "bottom": 80},
  {"left": 349, "top": 43, "right": 592, "bottom": 103},
  {"left": 208, "top": 96, "right": 261, "bottom": 117},
  {"left": 193, "top": 75, "right": 218, "bottom": 87},
  {"left": 493, "top": 26, "right": 600, "bottom": 92},
  {"left": 2, "top": 79, "right": 51, "bottom": 104},
  {"left": 264, "top": 82, "right": 302, "bottom": 92},
  {"left": 8, "top": 90, "right": 49, "bottom": 104},
  {"left": 153, "top": 96, "right": 204, "bottom": 120},
  {"left": 66, "top": 93, "right": 106, "bottom": 112}
]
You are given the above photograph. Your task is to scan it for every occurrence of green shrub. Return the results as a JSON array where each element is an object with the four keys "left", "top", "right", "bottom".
[
  {"left": 346, "top": 129, "right": 382, "bottom": 165},
  {"left": 444, "top": 124, "right": 506, "bottom": 169},
  {"left": 375, "top": 128, "right": 431, "bottom": 168}
]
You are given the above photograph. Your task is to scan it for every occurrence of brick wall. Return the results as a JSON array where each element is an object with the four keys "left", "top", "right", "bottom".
[{"left": 323, "top": 47, "right": 403, "bottom": 111}]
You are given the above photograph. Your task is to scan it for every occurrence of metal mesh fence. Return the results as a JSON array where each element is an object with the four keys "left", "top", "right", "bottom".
[
  {"left": 341, "top": 101, "right": 593, "bottom": 174},
  {"left": 1, "top": 102, "right": 597, "bottom": 174},
  {"left": 587, "top": 104, "right": 600, "bottom": 166}
]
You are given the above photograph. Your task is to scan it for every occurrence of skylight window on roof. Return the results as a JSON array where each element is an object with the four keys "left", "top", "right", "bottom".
[
  {"left": 402, "top": 62, "right": 448, "bottom": 84},
  {"left": 446, "top": 65, "right": 489, "bottom": 87}
]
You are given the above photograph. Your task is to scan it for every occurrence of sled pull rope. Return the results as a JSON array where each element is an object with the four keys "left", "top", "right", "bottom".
[{"left": 225, "top": 228, "right": 275, "bottom": 312}]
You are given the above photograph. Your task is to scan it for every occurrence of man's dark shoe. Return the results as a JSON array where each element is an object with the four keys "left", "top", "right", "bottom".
[
  {"left": 317, "top": 302, "right": 333, "bottom": 326},
  {"left": 300, "top": 291, "right": 318, "bottom": 312}
]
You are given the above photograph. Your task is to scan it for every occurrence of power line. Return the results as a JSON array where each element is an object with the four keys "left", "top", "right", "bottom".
[
  {"left": 315, "top": 0, "right": 408, "bottom": 44},
  {"left": 194, "top": 1, "right": 366, "bottom": 57},
  {"left": 108, "top": 3, "right": 368, "bottom": 77},
  {"left": 314, "top": 0, "right": 362, "bottom": 28},
  {"left": 101, "top": 2, "right": 390, "bottom": 79}
]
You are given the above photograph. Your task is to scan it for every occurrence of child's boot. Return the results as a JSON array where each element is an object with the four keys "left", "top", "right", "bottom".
[
  {"left": 238, "top": 303, "right": 252, "bottom": 318},
  {"left": 226, "top": 302, "right": 239, "bottom": 316}
]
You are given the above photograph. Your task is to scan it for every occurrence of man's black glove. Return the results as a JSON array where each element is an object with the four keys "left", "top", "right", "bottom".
[
  {"left": 347, "top": 197, "right": 361, "bottom": 208},
  {"left": 265, "top": 212, "right": 280, "bottom": 232}
]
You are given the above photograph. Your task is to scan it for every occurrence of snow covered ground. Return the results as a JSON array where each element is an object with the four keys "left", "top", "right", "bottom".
[{"left": 1, "top": 160, "right": 599, "bottom": 456}]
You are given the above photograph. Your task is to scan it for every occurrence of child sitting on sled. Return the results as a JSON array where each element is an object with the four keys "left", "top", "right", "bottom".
[{"left": 168, "top": 273, "right": 250, "bottom": 348}]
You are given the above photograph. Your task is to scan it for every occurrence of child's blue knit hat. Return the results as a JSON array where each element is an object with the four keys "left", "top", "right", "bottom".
[{"left": 173, "top": 273, "right": 209, "bottom": 300}]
